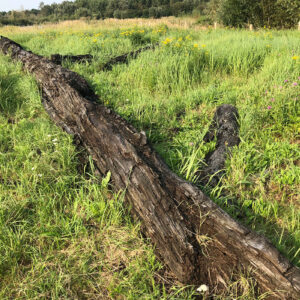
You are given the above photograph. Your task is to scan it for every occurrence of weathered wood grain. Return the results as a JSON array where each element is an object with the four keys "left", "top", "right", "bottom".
[
  {"left": 1, "top": 35, "right": 299, "bottom": 299},
  {"left": 201, "top": 104, "right": 240, "bottom": 187}
]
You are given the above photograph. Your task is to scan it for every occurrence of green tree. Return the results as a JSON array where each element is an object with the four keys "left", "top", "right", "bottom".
[{"left": 215, "top": 0, "right": 299, "bottom": 28}]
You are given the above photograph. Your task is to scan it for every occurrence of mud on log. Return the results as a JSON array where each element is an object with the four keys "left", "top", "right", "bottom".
[{"left": 1, "top": 36, "right": 299, "bottom": 299}]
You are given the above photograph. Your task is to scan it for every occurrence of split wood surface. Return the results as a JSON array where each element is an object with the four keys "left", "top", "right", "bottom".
[{"left": 1, "top": 36, "right": 299, "bottom": 299}]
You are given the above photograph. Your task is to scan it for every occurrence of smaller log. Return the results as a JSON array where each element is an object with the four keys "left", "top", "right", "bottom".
[
  {"left": 201, "top": 104, "right": 240, "bottom": 187},
  {"left": 50, "top": 54, "right": 93, "bottom": 65},
  {"left": 101, "top": 44, "right": 157, "bottom": 70}
]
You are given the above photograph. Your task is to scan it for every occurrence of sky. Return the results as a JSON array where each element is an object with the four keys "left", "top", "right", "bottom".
[{"left": 0, "top": 0, "right": 69, "bottom": 12}]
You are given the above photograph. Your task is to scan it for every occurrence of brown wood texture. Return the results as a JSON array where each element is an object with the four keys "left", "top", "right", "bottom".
[
  {"left": 200, "top": 104, "right": 240, "bottom": 187},
  {"left": 1, "top": 36, "right": 299, "bottom": 299}
]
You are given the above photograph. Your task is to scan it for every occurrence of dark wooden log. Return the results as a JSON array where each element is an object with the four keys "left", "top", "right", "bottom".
[
  {"left": 50, "top": 54, "right": 93, "bottom": 65},
  {"left": 200, "top": 104, "right": 240, "bottom": 187},
  {"left": 101, "top": 44, "right": 157, "bottom": 70},
  {"left": 1, "top": 35, "right": 299, "bottom": 299}
]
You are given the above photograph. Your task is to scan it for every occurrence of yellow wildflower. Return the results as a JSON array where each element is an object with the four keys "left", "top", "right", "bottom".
[
  {"left": 194, "top": 43, "right": 199, "bottom": 48},
  {"left": 201, "top": 44, "right": 206, "bottom": 48},
  {"left": 162, "top": 38, "right": 172, "bottom": 45},
  {"left": 292, "top": 56, "right": 299, "bottom": 60}
]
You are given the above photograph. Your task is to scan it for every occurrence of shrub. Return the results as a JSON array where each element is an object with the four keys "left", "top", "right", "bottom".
[{"left": 212, "top": 0, "right": 300, "bottom": 28}]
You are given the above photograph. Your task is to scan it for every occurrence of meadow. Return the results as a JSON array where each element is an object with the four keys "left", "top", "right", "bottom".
[{"left": 0, "top": 18, "right": 299, "bottom": 299}]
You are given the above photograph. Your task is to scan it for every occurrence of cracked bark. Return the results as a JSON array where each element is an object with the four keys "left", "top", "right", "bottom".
[
  {"left": 1, "top": 36, "right": 299, "bottom": 299},
  {"left": 200, "top": 104, "right": 240, "bottom": 187}
]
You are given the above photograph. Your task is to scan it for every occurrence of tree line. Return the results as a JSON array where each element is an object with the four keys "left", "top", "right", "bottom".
[{"left": 0, "top": 0, "right": 299, "bottom": 28}]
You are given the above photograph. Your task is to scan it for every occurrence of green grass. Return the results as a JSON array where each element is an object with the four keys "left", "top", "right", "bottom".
[{"left": 0, "top": 22, "right": 299, "bottom": 299}]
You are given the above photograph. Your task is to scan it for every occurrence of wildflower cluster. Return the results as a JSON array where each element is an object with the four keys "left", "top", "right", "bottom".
[
  {"left": 73, "top": 31, "right": 106, "bottom": 45},
  {"left": 93, "top": 32, "right": 102, "bottom": 38},
  {"left": 91, "top": 33, "right": 103, "bottom": 43},
  {"left": 161, "top": 36, "right": 208, "bottom": 55},
  {"left": 120, "top": 29, "right": 145, "bottom": 37},
  {"left": 162, "top": 37, "right": 173, "bottom": 45},
  {"left": 88, "top": 32, "right": 103, "bottom": 41},
  {"left": 193, "top": 43, "right": 206, "bottom": 49},
  {"left": 264, "top": 76, "right": 299, "bottom": 111},
  {"left": 152, "top": 25, "right": 167, "bottom": 35},
  {"left": 119, "top": 28, "right": 151, "bottom": 45}
]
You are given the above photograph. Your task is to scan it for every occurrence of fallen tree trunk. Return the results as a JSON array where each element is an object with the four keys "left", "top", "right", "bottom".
[
  {"left": 50, "top": 54, "right": 93, "bottom": 65},
  {"left": 101, "top": 43, "right": 157, "bottom": 70},
  {"left": 200, "top": 104, "right": 240, "bottom": 187},
  {"left": 1, "top": 36, "right": 299, "bottom": 299}
]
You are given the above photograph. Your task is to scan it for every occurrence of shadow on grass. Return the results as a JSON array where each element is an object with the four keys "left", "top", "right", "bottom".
[
  {"left": 201, "top": 182, "right": 300, "bottom": 268},
  {"left": 0, "top": 72, "right": 29, "bottom": 115}
]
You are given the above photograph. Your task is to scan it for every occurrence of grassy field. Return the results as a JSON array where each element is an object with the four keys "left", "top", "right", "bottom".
[{"left": 0, "top": 18, "right": 299, "bottom": 299}]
